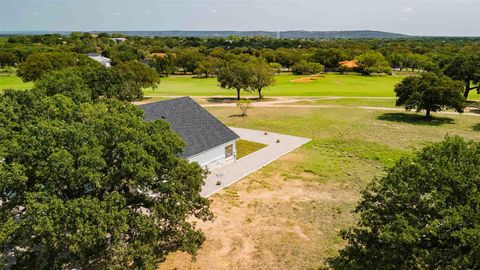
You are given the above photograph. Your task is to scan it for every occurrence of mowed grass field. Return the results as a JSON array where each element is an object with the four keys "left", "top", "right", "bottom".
[
  {"left": 3, "top": 72, "right": 480, "bottom": 100},
  {"left": 145, "top": 74, "right": 480, "bottom": 99},
  {"left": 158, "top": 107, "right": 480, "bottom": 270},
  {"left": 0, "top": 72, "right": 34, "bottom": 90},
  {"left": 145, "top": 74, "right": 406, "bottom": 97}
]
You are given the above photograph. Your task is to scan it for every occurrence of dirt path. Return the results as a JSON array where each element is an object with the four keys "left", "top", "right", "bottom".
[
  {"left": 202, "top": 102, "right": 480, "bottom": 118},
  {"left": 145, "top": 95, "right": 397, "bottom": 99},
  {"left": 138, "top": 95, "right": 480, "bottom": 117}
]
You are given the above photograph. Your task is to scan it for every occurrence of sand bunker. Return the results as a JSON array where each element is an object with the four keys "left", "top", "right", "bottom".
[{"left": 290, "top": 75, "right": 324, "bottom": 83}]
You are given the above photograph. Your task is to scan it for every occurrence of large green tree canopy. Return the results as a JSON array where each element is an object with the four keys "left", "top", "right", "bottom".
[
  {"left": 329, "top": 136, "right": 480, "bottom": 270},
  {"left": 394, "top": 72, "right": 465, "bottom": 119},
  {"left": 217, "top": 60, "right": 252, "bottom": 100},
  {"left": 247, "top": 60, "right": 276, "bottom": 99},
  {"left": 16, "top": 52, "right": 99, "bottom": 82},
  {"left": 0, "top": 89, "right": 212, "bottom": 269},
  {"left": 34, "top": 63, "right": 160, "bottom": 103},
  {"left": 355, "top": 51, "right": 391, "bottom": 75},
  {"left": 444, "top": 53, "right": 480, "bottom": 99}
]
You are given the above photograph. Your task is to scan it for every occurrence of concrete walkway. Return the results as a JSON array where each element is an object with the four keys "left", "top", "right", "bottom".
[{"left": 201, "top": 127, "right": 311, "bottom": 197}]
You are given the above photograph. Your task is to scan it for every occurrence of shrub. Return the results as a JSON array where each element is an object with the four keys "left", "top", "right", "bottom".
[
  {"left": 236, "top": 100, "right": 252, "bottom": 116},
  {"left": 328, "top": 136, "right": 480, "bottom": 270}
]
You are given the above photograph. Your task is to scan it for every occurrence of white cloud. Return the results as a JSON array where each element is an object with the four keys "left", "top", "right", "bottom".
[
  {"left": 31, "top": 11, "right": 38, "bottom": 16},
  {"left": 145, "top": 10, "right": 151, "bottom": 14},
  {"left": 211, "top": 9, "right": 217, "bottom": 13},
  {"left": 111, "top": 12, "right": 122, "bottom": 16},
  {"left": 402, "top": 7, "right": 413, "bottom": 12},
  {"left": 402, "top": 17, "right": 409, "bottom": 21}
]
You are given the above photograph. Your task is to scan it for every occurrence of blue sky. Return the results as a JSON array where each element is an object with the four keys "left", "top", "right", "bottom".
[{"left": 1, "top": 0, "right": 479, "bottom": 36}]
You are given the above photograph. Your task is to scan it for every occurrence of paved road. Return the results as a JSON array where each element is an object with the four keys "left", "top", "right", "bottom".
[{"left": 201, "top": 127, "right": 311, "bottom": 197}]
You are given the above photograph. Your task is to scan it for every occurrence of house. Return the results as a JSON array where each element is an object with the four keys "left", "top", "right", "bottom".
[
  {"left": 87, "top": 53, "right": 112, "bottom": 67},
  {"left": 146, "top": 52, "right": 177, "bottom": 60},
  {"left": 140, "top": 97, "right": 240, "bottom": 168},
  {"left": 338, "top": 60, "right": 359, "bottom": 69},
  {"left": 142, "top": 52, "right": 177, "bottom": 65},
  {"left": 110, "top": 37, "right": 127, "bottom": 43}
]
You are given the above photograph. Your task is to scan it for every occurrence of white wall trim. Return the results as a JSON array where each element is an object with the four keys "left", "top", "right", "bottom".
[{"left": 187, "top": 139, "right": 238, "bottom": 168}]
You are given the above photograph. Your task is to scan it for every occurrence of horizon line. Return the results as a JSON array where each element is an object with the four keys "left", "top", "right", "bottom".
[{"left": 0, "top": 30, "right": 479, "bottom": 38}]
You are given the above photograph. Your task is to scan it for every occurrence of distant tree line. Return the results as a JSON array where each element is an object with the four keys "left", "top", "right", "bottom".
[{"left": 1, "top": 33, "right": 479, "bottom": 100}]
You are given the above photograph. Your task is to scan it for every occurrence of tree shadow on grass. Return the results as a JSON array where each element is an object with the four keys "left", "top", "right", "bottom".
[
  {"left": 465, "top": 101, "right": 480, "bottom": 114},
  {"left": 377, "top": 113, "right": 455, "bottom": 126},
  {"left": 466, "top": 100, "right": 480, "bottom": 107},
  {"left": 229, "top": 114, "right": 247, "bottom": 118},
  {"left": 472, "top": 123, "right": 480, "bottom": 131}
]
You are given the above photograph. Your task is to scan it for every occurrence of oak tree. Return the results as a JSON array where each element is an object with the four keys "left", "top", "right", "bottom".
[
  {"left": 444, "top": 54, "right": 480, "bottom": 99},
  {"left": 248, "top": 60, "right": 275, "bottom": 99},
  {"left": 0, "top": 90, "right": 212, "bottom": 269},
  {"left": 394, "top": 72, "right": 465, "bottom": 119},
  {"left": 355, "top": 52, "right": 391, "bottom": 75},
  {"left": 217, "top": 61, "right": 252, "bottom": 100},
  {"left": 17, "top": 52, "right": 98, "bottom": 81},
  {"left": 329, "top": 136, "right": 480, "bottom": 270}
]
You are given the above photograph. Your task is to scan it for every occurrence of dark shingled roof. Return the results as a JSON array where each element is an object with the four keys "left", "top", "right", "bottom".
[{"left": 139, "top": 97, "right": 239, "bottom": 158}]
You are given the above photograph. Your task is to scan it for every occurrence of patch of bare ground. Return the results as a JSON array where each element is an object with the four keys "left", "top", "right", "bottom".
[
  {"left": 290, "top": 75, "right": 324, "bottom": 83},
  {"left": 157, "top": 149, "right": 380, "bottom": 270}
]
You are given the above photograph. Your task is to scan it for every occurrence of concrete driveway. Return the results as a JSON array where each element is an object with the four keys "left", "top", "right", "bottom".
[{"left": 201, "top": 127, "right": 311, "bottom": 197}]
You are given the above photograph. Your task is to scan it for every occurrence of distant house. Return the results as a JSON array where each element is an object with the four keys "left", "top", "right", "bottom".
[
  {"left": 142, "top": 52, "right": 177, "bottom": 65},
  {"left": 146, "top": 52, "right": 176, "bottom": 59},
  {"left": 87, "top": 53, "right": 112, "bottom": 67},
  {"left": 338, "top": 60, "right": 359, "bottom": 69},
  {"left": 110, "top": 37, "right": 127, "bottom": 43},
  {"left": 140, "top": 97, "right": 239, "bottom": 168}
]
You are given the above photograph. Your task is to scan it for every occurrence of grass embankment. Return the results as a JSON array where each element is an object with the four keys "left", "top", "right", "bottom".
[
  {"left": 158, "top": 106, "right": 480, "bottom": 269},
  {"left": 236, "top": 139, "right": 268, "bottom": 159}
]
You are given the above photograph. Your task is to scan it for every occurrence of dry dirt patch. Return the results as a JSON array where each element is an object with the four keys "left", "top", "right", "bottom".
[
  {"left": 157, "top": 150, "right": 372, "bottom": 270},
  {"left": 290, "top": 75, "right": 324, "bottom": 83}
]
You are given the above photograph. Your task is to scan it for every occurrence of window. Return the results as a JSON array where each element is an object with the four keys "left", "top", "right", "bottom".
[{"left": 225, "top": 144, "right": 233, "bottom": 158}]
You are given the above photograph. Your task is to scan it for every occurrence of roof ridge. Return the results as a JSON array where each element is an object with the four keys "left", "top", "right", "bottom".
[{"left": 139, "top": 97, "right": 239, "bottom": 158}]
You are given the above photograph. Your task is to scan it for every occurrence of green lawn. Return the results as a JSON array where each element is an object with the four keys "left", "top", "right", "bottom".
[
  {"left": 236, "top": 139, "right": 268, "bottom": 159},
  {"left": 210, "top": 107, "right": 480, "bottom": 169},
  {"left": 2, "top": 72, "right": 480, "bottom": 100},
  {"left": 0, "top": 73, "right": 33, "bottom": 91},
  {"left": 145, "top": 74, "right": 407, "bottom": 97},
  {"left": 145, "top": 74, "right": 480, "bottom": 99},
  {"left": 290, "top": 97, "right": 397, "bottom": 108}
]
